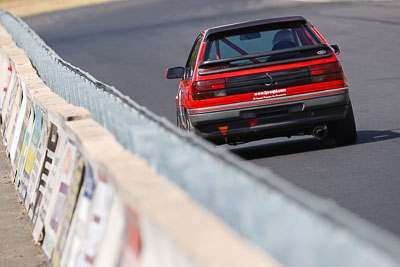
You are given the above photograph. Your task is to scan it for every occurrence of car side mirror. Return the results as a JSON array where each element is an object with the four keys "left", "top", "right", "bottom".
[
  {"left": 331, "top": 44, "right": 340, "bottom": 55},
  {"left": 166, "top": 67, "right": 184, "bottom": 79}
]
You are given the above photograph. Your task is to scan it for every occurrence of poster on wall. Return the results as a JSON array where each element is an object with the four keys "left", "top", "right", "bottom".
[
  {"left": 42, "top": 139, "right": 78, "bottom": 259},
  {"left": 14, "top": 101, "right": 34, "bottom": 190},
  {"left": 6, "top": 79, "right": 25, "bottom": 160},
  {"left": 118, "top": 205, "right": 142, "bottom": 267},
  {"left": 20, "top": 104, "right": 43, "bottom": 204},
  {"left": 91, "top": 191, "right": 126, "bottom": 267},
  {"left": 51, "top": 155, "right": 85, "bottom": 267},
  {"left": 0, "top": 57, "right": 13, "bottom": 115},
  {"left": 26, "top": 110, "right": 49, "bottom": 214},
  {"left": 1, "top": 60, "right": 17, "bottom": 132},
  {"left": 75, "top": 171, "right": 113, "bottom": 267},
  {"left": 12, "top": 95, "right": 32, "bottom": 180},
  {"left": 0, "top": 51, "right": 7, "bottom": 105},
  {"left": 31, "top": 121, "right": 60, "bottom": 242},
  {"left": 60, "top": 162, "right": 95, "bottom": 267},
  {"left": 8, "top": 79, "right": 26, "bottom": 160},
  {"left": 2, "top": 67, "right": 18, "bottom": 145}
]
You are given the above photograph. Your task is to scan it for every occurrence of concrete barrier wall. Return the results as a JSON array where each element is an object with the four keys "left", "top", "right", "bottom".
[
  {"left": 1, "top": 9, "right": 400, "bottom": 267},
  {"left": 0, "top": 25, "right": 279, "bottom": 267}
]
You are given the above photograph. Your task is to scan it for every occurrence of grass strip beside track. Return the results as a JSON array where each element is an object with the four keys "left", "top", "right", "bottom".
[{"left": 0, "top": 0, "right": 119, "bottom": 17}]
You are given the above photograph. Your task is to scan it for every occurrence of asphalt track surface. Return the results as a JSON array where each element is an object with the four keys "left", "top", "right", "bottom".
[{"left": 25, "top": 0, "right": 400, "bottom": 237}]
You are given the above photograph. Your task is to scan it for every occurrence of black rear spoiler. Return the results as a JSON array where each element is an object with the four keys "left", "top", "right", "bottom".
[{"left": 198, "top": 44, "right": 333, "bottom": 75}]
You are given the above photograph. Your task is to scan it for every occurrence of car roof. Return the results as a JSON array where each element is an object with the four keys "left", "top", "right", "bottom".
[{"left": 204, "top": 16, "right": 309, "bottom": 39}]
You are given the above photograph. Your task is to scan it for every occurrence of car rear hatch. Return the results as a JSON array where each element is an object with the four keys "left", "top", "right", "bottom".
[
  {"left": 196, "top": 18, "right": 341, "bottom": 99},
  {"left": 225, "top": 66, "right": 310, "bottom": 96}
]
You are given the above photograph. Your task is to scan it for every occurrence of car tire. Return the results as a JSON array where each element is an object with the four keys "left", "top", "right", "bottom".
[
  {"left": 177, "top": 109, "right": 194, "bottom": 132},
  {"left": 176, "top": 111, "right": 184, "bottom": 129},
  {"left": 331, "top": 102, "right": 357, "bottom": 146},
  {"left": 184, "top": 110, "right": 195, "bottom": 132}
]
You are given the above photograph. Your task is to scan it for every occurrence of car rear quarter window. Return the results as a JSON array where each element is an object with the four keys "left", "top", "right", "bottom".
[{"left": 184, "top": 34, "right": 203, "bottom": 79}]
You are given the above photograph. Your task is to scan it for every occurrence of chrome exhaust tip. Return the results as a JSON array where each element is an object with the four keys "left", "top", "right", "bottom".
[{"left": 312, "top": 125, "right": 328, "bottom": 140}]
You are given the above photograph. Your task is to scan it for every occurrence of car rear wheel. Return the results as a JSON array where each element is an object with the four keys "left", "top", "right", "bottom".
[
  {"left": 176, "top": 109, "right": 194, "bottom": 132},
  {"left": 331, "top": 102, "right": 357, "bottom": 146},
  {"left": 176, "top": 111, "right": 184, "bottom": 129}
]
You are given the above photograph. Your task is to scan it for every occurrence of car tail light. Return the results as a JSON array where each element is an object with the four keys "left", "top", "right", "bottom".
[
  {"left": 192, "top": 78, "right": 227, "bottom": 100},
  {"left": 309, "top": 62, "right": 346, "bottom": 84},
  {"left": 200, "top": 64, "right": 230, "bottom": 72}
]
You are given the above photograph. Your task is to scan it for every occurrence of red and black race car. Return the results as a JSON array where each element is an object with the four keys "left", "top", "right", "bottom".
[{"left": 166, "top": 16, "right": 357, "bottom": 146}]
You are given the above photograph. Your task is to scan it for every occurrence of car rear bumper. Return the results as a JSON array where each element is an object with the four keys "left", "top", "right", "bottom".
[{"left": 187, "top": 87, "right": 350, "bottom": 144}]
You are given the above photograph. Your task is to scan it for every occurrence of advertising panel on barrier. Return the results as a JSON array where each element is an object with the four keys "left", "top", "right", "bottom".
[
  {"left": 4, "top": 75, "right": 21, "bottom": 152},
  {"left": 2, "top": 67, "right": 18, "bottom": 137},
  {"left": 117, "top": 204, "right": 142, "bottom": 267},
  {"left": 0, "top": 56, "right": 12, "bottom": 114},
  {"left": 1, "top": 58, "right": 17, "bottom": 128},
  {"left": 26, "top": 106, "right": 48, "bottom": 215},
  {"left": 14, "top": 96, "right": 34, "bottom": 191},
  {"left": 20, "top": 104, "right": 43, "bottom": 204},
  {"left": 61, "top": 162, "right": 95, "bottom": 267},
  {"left": 31, "top": 119, "right": 60, "bottom": 242},
  {"left": 8, "top": 78, "right": 26, "bottom": 164},
  {"left": 75, "top": 170, "right": 114, "bottom": 267},
  {"left": 92, "top": 189, "right": 125, "bottom": 267},
  {"left": 33, "top": 120, "right": 67, "bottom": 244},
  {"left": 42, "top": 138, "right": 77, "bottom": 259},
  {"left": 52, "top": 155, "right": 85, "bottom": 267},
  {"left": 11, "top": 88, "right": 31, "bottom": 176},
  {"left": 0, "top": 50, "right": 6, "bottom": 95}
]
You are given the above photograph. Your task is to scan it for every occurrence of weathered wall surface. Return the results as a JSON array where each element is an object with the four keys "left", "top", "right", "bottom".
[{"left": 0, "top": 22, "right": 279, "bottom": 267}]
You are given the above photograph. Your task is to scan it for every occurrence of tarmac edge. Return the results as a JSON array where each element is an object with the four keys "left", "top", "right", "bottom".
[{"left": 0, "top": 131, "right": 48, "bottom": 267}]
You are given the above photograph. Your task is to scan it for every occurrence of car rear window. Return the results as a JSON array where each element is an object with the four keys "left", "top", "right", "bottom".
[{"left": 202, "top": 23, "right": 322, "bottom": 68}]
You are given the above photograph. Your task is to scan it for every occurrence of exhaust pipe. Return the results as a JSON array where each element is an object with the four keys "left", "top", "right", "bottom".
[{"left": 312, "top": 125, "right": 328, "bottom": 140}]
